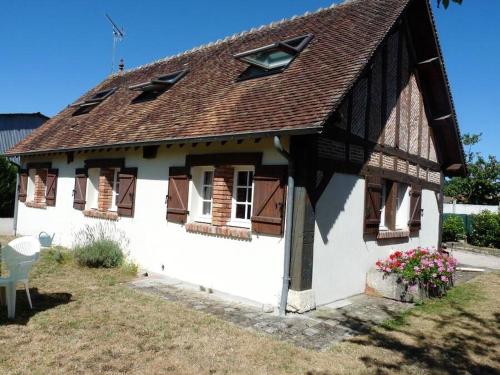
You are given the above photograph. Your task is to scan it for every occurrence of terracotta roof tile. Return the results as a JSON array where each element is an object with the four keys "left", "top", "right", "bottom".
[{"left": 7, "top": 0, "right": 410, "bottom": 155}]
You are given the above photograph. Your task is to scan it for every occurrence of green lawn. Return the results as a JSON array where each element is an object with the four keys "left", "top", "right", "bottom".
[{"left": 0, "top": 245, "right": 499, "bottom": 374}]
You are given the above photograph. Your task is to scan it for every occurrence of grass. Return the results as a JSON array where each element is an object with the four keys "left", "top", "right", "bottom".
[{"left": 0, "top": 241, "right": 499, "bottom": 374}]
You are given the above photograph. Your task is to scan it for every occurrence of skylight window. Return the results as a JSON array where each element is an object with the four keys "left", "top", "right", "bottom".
[
  {"left": 71, "top": 88, "right": 117, "bottom": 115},
  {"left": 129, "top": 69, "right": 188, "bottom": 93},
  {"left": 72, "top": 88, "right": 117, "bottom": 107},
  {"left": 234, "top": 34, "right": 313, "bottom": 73}
]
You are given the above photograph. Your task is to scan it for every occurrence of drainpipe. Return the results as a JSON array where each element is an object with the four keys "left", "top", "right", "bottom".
[{"left": 273, "top": 136, "right": 294, "bottom": 316}]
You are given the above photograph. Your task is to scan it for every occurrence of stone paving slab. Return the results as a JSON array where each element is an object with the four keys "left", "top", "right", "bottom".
[{"left": 129, "top": 269, "right": 482, "bottom": 351}]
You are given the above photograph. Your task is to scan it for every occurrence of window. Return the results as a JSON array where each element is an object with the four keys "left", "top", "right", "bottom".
[
  {"left": 129, "top": 69, "right": 188, "bottom": 94},
  {"left": 27, "top": 169, "right": 36, "bottom": 201},
  {"left": 26, "top": 168, "right": 47, "bottom": 203},
  {"left": 189, "top": 167, "right": 214, "bottom": 223},
  {"left": 86, "top": 167, "right": 120, "bottom": 212},
  {"left": 200, "top": 170, "right": 214, "bottom": 217},
  {"left": 234, "top": 34, "right": 313, "bottom": 80},
  {"left": 71, "top": 88, "right": 117, "bottom": 115},
  {"left": 231, "top": 168, "right": 254, "bottom": 226},
  {"left": 87, "top": 168, "right": 100, "bottom": 209},
  {"left": 380, "top": 181, "right": 410, "bottom": 231}
]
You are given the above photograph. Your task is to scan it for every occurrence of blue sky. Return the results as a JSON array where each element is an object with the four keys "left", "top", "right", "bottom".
[{"left": 0, "top": 0, "right": 498, "bottom": 157}]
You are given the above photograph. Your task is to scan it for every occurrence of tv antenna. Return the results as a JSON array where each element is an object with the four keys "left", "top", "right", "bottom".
[{"left": 106, "top": 13, "right": 125, "bottom": 74}]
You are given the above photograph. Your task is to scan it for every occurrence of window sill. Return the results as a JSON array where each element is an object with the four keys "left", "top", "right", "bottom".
[
  {"left": 185, "top": 222, "right": 251, "bottom": 240},
  {"left": 25, "top": 201, "right": 47, "bottom": 209},
  {"left": 83, "top": 209, "right": 119, "bottom": 221},
  {"left": 377, "top": 230, "right": 410, "bottom": 240}
]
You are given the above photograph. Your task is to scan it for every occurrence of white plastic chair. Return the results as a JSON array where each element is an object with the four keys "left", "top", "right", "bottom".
[{"left": 0, "top": 237, "right": 40, "bottom": 319}]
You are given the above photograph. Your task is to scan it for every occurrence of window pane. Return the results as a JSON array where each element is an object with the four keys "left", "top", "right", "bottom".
[
  {"left": 246, "top": 205, "right": 252, "bottom": 220},
  {"left": 247, "top": 187, "right": 253, "bottom": 202},
  {"left": 202, "top": 201, "right": 211, "bottom": 215},
  {"left": 237, "top": 171, "right": 248, "bottom": 186},
  {"left": 203, "top": 186, "right": 212, "bottom": 200},
  {"left": 245, "top": 49, "right": 294, "bottom": 70},
  {"left": 204, "top": 171, "right": 213, "bottom": 185},
  {"left": 236, "top": 204, "right": 246, "bottom": 219},
  {"left": 237, "top": 188, "right": 247, "bottom": 202}
]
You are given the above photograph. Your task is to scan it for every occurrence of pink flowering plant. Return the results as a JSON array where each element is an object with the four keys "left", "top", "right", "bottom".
[{"left": 376, "top": 248, "right": 458, "bottom": 297}]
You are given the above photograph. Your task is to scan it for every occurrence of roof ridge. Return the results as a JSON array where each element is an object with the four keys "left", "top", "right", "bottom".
[{"left": 115, "top": 1, "right": 352, "bottom": 76}]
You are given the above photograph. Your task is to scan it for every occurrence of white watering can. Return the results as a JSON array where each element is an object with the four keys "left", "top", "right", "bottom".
[{"left": 39, "top": 232, "right": 55, "bottom": 248}]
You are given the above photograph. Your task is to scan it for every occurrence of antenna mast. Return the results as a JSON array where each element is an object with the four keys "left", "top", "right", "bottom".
[{"left": 106, "top": 14, "right": 125, "bottom": 74}]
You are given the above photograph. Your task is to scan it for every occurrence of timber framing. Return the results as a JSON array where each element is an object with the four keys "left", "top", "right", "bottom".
[{"left": 185, "top": 152, "right": 262, "bottom": 167}]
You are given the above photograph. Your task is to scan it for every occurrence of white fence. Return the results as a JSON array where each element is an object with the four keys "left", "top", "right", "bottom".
[
  {"left": 444, "top": 203, "right": 499, "bottom": 215},
  {"left": 0, "top": 218, "right": 14, "bottom": 236}
]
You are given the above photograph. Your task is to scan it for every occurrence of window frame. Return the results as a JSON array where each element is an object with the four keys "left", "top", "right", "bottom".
[
  {"left": 27, "top": 168, "right": 36, "bottom": 202},
  {"left": 190, "top": 166, "right": 215, "bottom": 224},
  {"left": 86, "top": 167, "right": 121, "bottom": 212},
  {"left": 379, "top": 179, "right": 410, "bottom": 232},
  {"left": 110, "top": 168, "right": 120, "bottom": 212},
  {"left": 229, "top": 166, "right": 255, "bottom": 228}
]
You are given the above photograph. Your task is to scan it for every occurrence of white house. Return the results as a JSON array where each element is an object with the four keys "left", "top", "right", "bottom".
[{"left": 5, "top": 0, "right": 465, "bottom": 313}]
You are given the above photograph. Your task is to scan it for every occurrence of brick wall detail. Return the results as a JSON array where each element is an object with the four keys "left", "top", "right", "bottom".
[
  {"left": 98, "top": 168, "right": 115, "bottom": 212},
  {"left": 211, "top": 166, "right": 234, "bottom": 226},
  {"left": 34, "top": 169, "right": 47, "bottom": 204}
]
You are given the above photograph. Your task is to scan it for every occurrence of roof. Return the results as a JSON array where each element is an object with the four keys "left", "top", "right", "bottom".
[
  {"left": 6, "top": 0, "right": 465, "bottom": 176},
  {"left": 7, "top": 0, "right": 411, "bottom": 154},
  {"left": 0, "top": 113, "right": 48, "bottom": 157}
]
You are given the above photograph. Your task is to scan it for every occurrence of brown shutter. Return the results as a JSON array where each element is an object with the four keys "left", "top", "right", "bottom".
[
  {"left": 408, "top": 184, "right": 422, "bottom": 232},
  {"left": 166, "top": 167, "right": 190, "bottom": 223},
  {"left": 73, "top": 168, "right": 88, "bottom": 210},
  {"left": 18, "top": 169, "right": 28, "bottom": 202},
  {"left": 117, "top": 168, "right": 137, "bottom": 217},
  {"left": 251, "top": 165, "right": 287, "bottom": 236},
  {"left": 364, "top": 175, "right": 382, "bottom": 235},
  {"left": 45, "top": 169, "right": 58, "bottom": 206}
]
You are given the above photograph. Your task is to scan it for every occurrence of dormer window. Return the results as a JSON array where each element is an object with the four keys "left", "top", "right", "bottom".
[
  {"left": 234, "top": 34, "right": 313, "bottom": 79},
  {"left": 129, "top": 69, "right": 188, "bottom": 94},
  {"left": 71, "top": 88, "right": 117, "bottom": 115}
]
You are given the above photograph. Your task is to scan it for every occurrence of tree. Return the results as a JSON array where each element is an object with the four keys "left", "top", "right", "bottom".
[
  {"left": 437, "top": 0, "right": 463, "bottom": 9},
  {"left": 444, "top": 133, "right": 500, "bottom": 205},
  {"left": 0, "top": 156, "right": 18, "bottom": 217}
]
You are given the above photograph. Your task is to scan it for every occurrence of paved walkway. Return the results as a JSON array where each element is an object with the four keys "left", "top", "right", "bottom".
[
  {"left": 129, "top": 269, "right": 483, "bottom": 351},
  {"left": 451, "top": 249, "right": 500, "bottom": 270}
]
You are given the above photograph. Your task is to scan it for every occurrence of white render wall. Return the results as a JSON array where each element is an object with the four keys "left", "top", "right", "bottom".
[
  {"left": 0, "top": 218, "right": 14, "bottom": 236},
  {"left": 312, "top": 173, "right": 440, "bottom": 306},
  {"left": 17, "top": 138, "right": 288, "bottom": 306}
]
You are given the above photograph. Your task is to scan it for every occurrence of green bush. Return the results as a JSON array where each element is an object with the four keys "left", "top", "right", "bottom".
[
  {"left": 469, "top": 211, "right": 500, "bottom": 248},
  {"left": 442, "top": 215, "right": 466, "bottom": 242},
  {"left": 72, "top": 223, "right": 129, "bottom": 268},
  {"left": 0, "top": 156, "right": 17, "bottom": 217},
  {"left": 74, "top": 239, "right": 124, "bottom": 268}
]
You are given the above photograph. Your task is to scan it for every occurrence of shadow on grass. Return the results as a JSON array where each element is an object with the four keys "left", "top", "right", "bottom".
[
  {"left": 347, "top": 303, "right": 499, "bottom": 374},
  {"left": 0, "top": 287, "right": 72, "bottom": 325}
]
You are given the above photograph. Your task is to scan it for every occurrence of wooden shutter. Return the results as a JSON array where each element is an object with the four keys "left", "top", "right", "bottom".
[
  {"left": 364, "top": 175, "right": 382, "bottom": 235},
  {"left": 166, "top": 167, "right": 190, "bottom": 223},
  {"left": 117, "top": 168, "right": 137, "bottom": 217},
  {"left": 18, "top": 169, "right": 28, "bottom": 202},
  {"left": 45, "top": 169, "right": 58, "bottom": 206},
  {"left": 408, "top": 184, "right": 422, "bottom": 232},
  {"left": 251, "top": 165, "right": 287, "bottom": 236},
  {"left": 73, "top": 168, "right": 88, "bottom": 210}
]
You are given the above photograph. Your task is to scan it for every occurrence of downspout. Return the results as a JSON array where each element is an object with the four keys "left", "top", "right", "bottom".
[
  {"left": 9, "top": 160, "right": 21, "bottom": 236},
  {"left": 274, "top": 136, "right": 294, "bottom": 316}
]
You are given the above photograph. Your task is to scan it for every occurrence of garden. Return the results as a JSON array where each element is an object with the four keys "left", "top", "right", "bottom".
[
  {"left": 1, "top": 229, "right": 499, "bottom": 373},
  {"left": 443, "top": 210, "right": 500, "bottom": 253}
]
